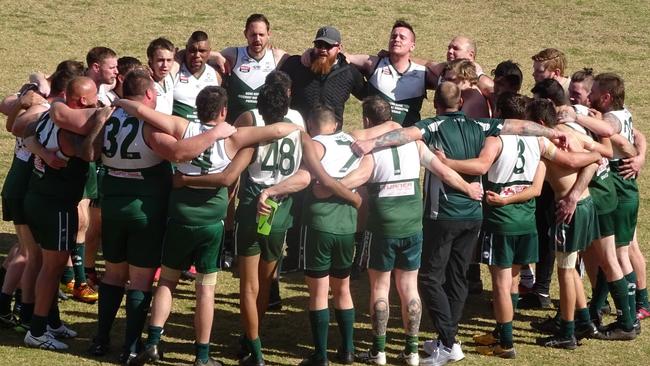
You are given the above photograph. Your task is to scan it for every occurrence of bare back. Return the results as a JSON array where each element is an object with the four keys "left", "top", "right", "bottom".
[{"left": 544, "top": 125, "right": 591, "bottom": 200}]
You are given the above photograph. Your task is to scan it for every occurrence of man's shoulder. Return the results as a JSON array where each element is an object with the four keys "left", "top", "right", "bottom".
[{"left": 279, "top": 55, "right": 303, "bottom": 71}]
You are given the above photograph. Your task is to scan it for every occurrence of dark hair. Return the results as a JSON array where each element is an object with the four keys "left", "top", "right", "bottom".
[
  {"left": 86, "top": 47, "right": 117, "bottom": 66},
  {"left": 526, "top": 98, "right": 557, "bottom": 127},
  {"left": 308, "top": 104, "right": 336, "bottom": 128},
  {"left": 492, "top": 60, "right": 523, "bottom": 92},
  {"left": 122, "top": 69, "right": 153, "bottom": 98},
  {"left": 245, "top": 13, "right": 270, "bottom": 32},
  {"left": 188, "top": 30, "right": 209, "bottom": 44},
  {"left": 117, "top": 56, "right": 142, "bottom": 76},
  {"left": 265, "top": 71, "right": 292, "bottom": 92},
  {"left": 495, "top": 92, "right": 528, "bottom": 119},
  {"left": 594, "top": 73, "right": 625, "bottom": 110},
  {"left": 50, "top": 69, "right": 81, "bottom": 97},
  {"left": 392, "top": 19, "right": 415, "bottom": 41},
  {"left": 196, "top": 86, "right": 228, "bottom": 123},
  {"left": 257, "top": 83, "right": 289, "bottom": 124},
  {"left": 434, "top": 82, "right": 461, "bottom": 110},
  {"left": 146, "top": 37, "right": 175, "bottom": 60},
  {"left": 55, "top": 60, "right": 85, "bottom": 75},
  {"left": 531, "top": 78, "right": 568, "bottom": 106},
  {"left": 362, "top": 96, "right": 392, "bottom": 126},
  {"left": 571, "top": 67, "right": 594, "bottom": 83}
]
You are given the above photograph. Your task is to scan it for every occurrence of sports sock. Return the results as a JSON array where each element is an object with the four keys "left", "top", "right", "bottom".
[
  {"left": 372, "top": 335, "right": 386, "bottom": 353},
  {"left": 247, "top": 337, "right": 263, "bottom": 362},
  {"left": 47, "top": 301, "right": 62, "bottom": 329},
  {"left": 96, "top": 282, "right": 125, "bottom": 344},
  {"left": 335, "top": 308, "right": 355, "bottom": 353},
  {"left": 0, "top": 292, "right": 12, "bottom": 314},
  {"left": 511, "top": 293, "right": 519, "bottom": 312},
  {"left": 575, "top": 307, "right": 591, "bottom": 327},
  {"left": 146, "top": 325, "right": 163, "bottom": 347},
  {"left": 309, "top": 309, "right": 329, "bottom": 360},
  {"left": 195, "top": 342, "right": 210, "bottom": 363},
  {"left": 558, "top": 319, "right": 575, "bottom": 339},
  {"left": 608, "top": 278, "right": 633, "bottom": 330},
  {"left": 497, "top": 321, "right": 513, "bottom": 348},
  {"left": 61, "top": 266, "right": 74, "bottom": 285},
  {"left": 637, "top": 288, "right": 650, "bottom": 310},
  {"left": 124, "top": 289, "right": 152, "bottom": 354},
  {"left": 20, "top": 302, "right": 34, "bottom": 325},
  {"left": 30, "top": 314, "right": 48, "bottom": 337},
  {"left": 404, "top": 335, "right": 418, "bottom": 355},
  {"left": 625, "top": 272, "right": 638, "bottom": 319},
  {"left": 589, "top": 269, "right": 609, "bottom": 320},
  {"left": 72, "top": 244, "right": 86, "bottom": 287}
]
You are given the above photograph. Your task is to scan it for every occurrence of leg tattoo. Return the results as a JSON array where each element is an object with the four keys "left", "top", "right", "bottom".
[
  {"left": 372, "top": 298, "right": 389, "bottom": 336},
  {"left": 406, "top": 298, "right": 421, "bottom": 336}
]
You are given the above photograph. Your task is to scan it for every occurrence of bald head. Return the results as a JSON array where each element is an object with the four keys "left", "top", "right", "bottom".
[
  {"left": 434, "top": 81, "right": 461, "bottom": 112},
  {"left": 66, "top": 76, "right": 98, "bottom": 108},
  {"left": 447, "top": 36, "right": 476, "bottom": 62}
]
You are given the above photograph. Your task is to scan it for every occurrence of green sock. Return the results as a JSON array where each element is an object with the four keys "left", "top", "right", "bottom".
[
  {"left": 124, "top": 290, "right": 152, "bottom": 354},
  {"left": 247, "top": 337, "right": 263, "bottom": 362},
  {"left": 195, "top": 342, "right": 210, "bottom": 363},
  {"left": 497, "top": 322, "right": 513, "bottom": 348},
  {"left": 575, "top": 307, "right": 591, "bottom": 327},
  {"left": 559, "top": 319, "right": 575, "bottom": 339},
  {"left": 335, "top": 308, "right": 355, "bottom": 353},
  {"left": 309, "top": 309, "right": 329, "bottom": 360},
  {"left": 589, "top": 269, "right": 609, "bottom": 320},
  {"left": 405, "top": 335, "right": 418, "bottom": 355},
  {"left": 372, "top": 335, "right": 386, "bottom": 353},
  {"left": 625, "top": 272, "right": 638, "bottom": 319},
  {"left": 61, "top": 266, "right": 74, "bottom": 285},
  {"left": 96, "top": 283, "right": 125, "bottom": 344},
  {"left": 511, "top": 293, "right": 519, "bottom": 312},
  {"left": 637, "top": 288, "right": 649, "bottom": 309},
  {"left": 72, "top": 244, "right": 86, "bottom": 286},
  {"left": 146, "top": 325, "right": 163, "bottom": 347},
  {"left": 608, "top": 278, "right": 633, "bottom": 330}
]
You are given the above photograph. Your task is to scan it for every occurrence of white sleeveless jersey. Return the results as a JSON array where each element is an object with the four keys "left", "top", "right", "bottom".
[
  {"left": 608, "top": 108, "right": 634, "bottom": 160},
  {"left": 154, "top": 73, "right": 175, "bottom": 114},
  {"left": 312, "top": 131, "right": 360, "bottom": 179},
  {"left": 370, "top": 142, "right": 420, "bottom": 183},
  {"left": 368, "top": 57, "right": 426, "bottom": 124},
  {"left": 173, "top": 63, "right": 219, "bottom": 122},
  {"left": 32, "top": 112, "right": 69, "bottom": 174},
  {"left": 98, "top": 84, "right": 117, "bottom": 106},
  {"left": 14, "top": 102, "right": 50, "bottom": 162},
  {"left": 228, "top": 47, "right": 277, "bottom": 113},
  {"left": 101, "top": 108, "right": 163, "bottom": 172},
  {"left": 572, "top": 104, "right": 611, "bottom": 178},
  {"left": 247, "top": 109, "right": 304, "bottom": 186},
  {"left": 175, "top": 121, "right": 231, "bottom": 177},
  {"left": 487, "top": 135, "right": 540, "bottom": 196}
]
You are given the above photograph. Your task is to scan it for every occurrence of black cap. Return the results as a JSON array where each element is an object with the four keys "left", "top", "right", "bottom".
[{"left": 314, "top": 26, "right": 341, "bottom": 45}]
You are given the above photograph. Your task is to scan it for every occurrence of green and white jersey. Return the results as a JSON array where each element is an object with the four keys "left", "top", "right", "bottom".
[
  {"left": 173, "top": 63, "right": 219, "bottom": 122},
  {"left": 175, "top": 121, "right": 231, "bottom": 178},
  {"left": 368, "top": 57, "right": 426, "bottom": 126},
  {"left": 607, "top": 108, "right": 638, "bottom": 202},
  {"left": 609, "top": 108, "right": 634, "bottom": 161},
  {"left": 304, "top": 131, "right": 361, "bottom": 234},
  {"left": 484, "top": 135, "right": 540, "bottom": 235},
  {"left": 12, "top": 101, "right": 49, "bottom": 162},
  {"left": 154, "top": 73, "right": 175, "bottom": 114},
  {"left": 29, "top": 112, "right": 88, "bottom": 204},
  {"left": 100, "top": 108, "right": 171, "bottom": 198},
  {"left": 226, "top": 47, "right": 277, "bottom": 122},
  {"left": 367, "top": 141, "right": 422, "bottom": 238},
  {"left": 98, "top": 84, "right": 117, "bottom": 106}
]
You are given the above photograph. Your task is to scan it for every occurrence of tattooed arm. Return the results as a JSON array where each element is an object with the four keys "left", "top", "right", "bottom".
[
  {"left": 501, "top": 119, "right": 567, "bottom": 148},
  {"left": 351, "top": 126, "right": 422, "bottom": 156}
]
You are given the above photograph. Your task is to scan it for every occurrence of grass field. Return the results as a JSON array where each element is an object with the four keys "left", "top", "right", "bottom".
[{"left": 1, "top": 0, "right": 650, "bottom": 365}]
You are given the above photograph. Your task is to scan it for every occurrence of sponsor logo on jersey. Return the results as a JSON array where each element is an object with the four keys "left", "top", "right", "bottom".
[
  {"left": 239, "top": 65, "right": 251, "bottom": 73},
  {"left": 382, "top": 67, "right": 391, "bottom": 75},
  {"left": 179, "top": 74, "right": 189, "bottom": 83}
]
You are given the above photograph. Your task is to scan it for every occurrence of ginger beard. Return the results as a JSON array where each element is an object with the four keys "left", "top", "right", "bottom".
[{"left": 310, "top": 51, "right": 337, "bottom": 75}]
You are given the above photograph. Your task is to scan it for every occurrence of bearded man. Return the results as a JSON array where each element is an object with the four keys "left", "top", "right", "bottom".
[{"left": 280, "top": 26, "right": 366, "bottom": 131}]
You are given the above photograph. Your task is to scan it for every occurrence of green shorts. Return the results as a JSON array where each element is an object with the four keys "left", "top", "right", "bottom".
[
  {"left": 2, "top": 197, "right": 27, "bottom": 225},
  {"left": 303, "top": 227, "right": 354, "bottom": 275},
  {"left": 596, "top": 211, "right": 616, "bottom": 239},
  {"left": 612, "top": 200, "right": 638, "bottom": 246},
  {"left": 82, "top": 162, "right": 98, "bottom": 200},
  {"left": 102, "top": 215, "right": 166, "bottom": 268},
  {"left": 550, "top": 197, "right": 598, "bottom": 253},
  {"left": 480, "top": 232, "right": 538, "bottom": 267},
  {"left": 1, "top": 157, "right": 31, "bottom": 224},
  {"left": 161, "top": 220, "right": 224, "bottom": 274},
  {"left": 366, "top": 231, "right": 422, "bottom": 272},
  {"left": 235, "top": 223, "right": 286, "bottom": 262},
  {"left": 23, "top": 194, "right": 78, "bottom": 252}
]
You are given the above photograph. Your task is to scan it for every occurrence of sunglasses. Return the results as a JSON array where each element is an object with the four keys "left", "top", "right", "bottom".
[{"left": 314, "top": 41, "right": 339, "bottom": 50}]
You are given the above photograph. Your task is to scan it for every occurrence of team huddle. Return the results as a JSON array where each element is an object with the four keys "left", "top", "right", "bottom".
[{"left": 0, "top": 12, "right": 648, "bottom": 366}]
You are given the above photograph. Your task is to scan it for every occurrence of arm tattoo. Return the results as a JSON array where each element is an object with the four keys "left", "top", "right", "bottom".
[
  {"left": 502, "top": 120, "right": 554, "bottom": 139},
  {"left": 406, "top": 298, "right": 422, "bottom": 336},
  {"left": 374, "top": 129, "right": 413, "bottom": 149},
  {"left": 371, "top": 298, "right": 389, "bottom": 336}
]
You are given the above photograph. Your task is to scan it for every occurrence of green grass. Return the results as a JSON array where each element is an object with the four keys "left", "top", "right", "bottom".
[{"left": 1, "top": 0, "right": 650, "bottom": 365}]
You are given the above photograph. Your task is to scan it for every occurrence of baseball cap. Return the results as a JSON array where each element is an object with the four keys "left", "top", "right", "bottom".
[{"left": 314, "top": 26, "right": 341, "bottom": 45}]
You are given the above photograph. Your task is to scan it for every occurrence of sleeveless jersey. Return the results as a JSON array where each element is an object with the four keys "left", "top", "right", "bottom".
[
  {"left": 304, "top": 131, "right": 361, "bottom": 234},
  {"left": 28, "top": 112, "right": 88, "bottom": 204},
  {"left": 173, "top": 63, "right": 219, "bottom": 122},
  {"left": 226, "top": 47, "right": 277, "bottom": 121},
  {"left": 154, "top": 73, "right": 175, "bottom": 114},
  {"left": 607, "top": 108, "right": 638, "bottom": 202},
  {"left": 101, "top": 108, "right": 171, "bottom": 199},
  {"left": 367, "top": 141, "right": 422, "bottom": 237},
  {"left": 368, "top": 57, "right": 426, "bottom": 126},
  {"left": 609, "top": 108, "right": 635, "bottom": 161},
  {"left": 98, "top": 84, "right": 117, "bottom": 106},
  {"left": 484, "top": 135, "right": 540, "bottom": 235}
]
